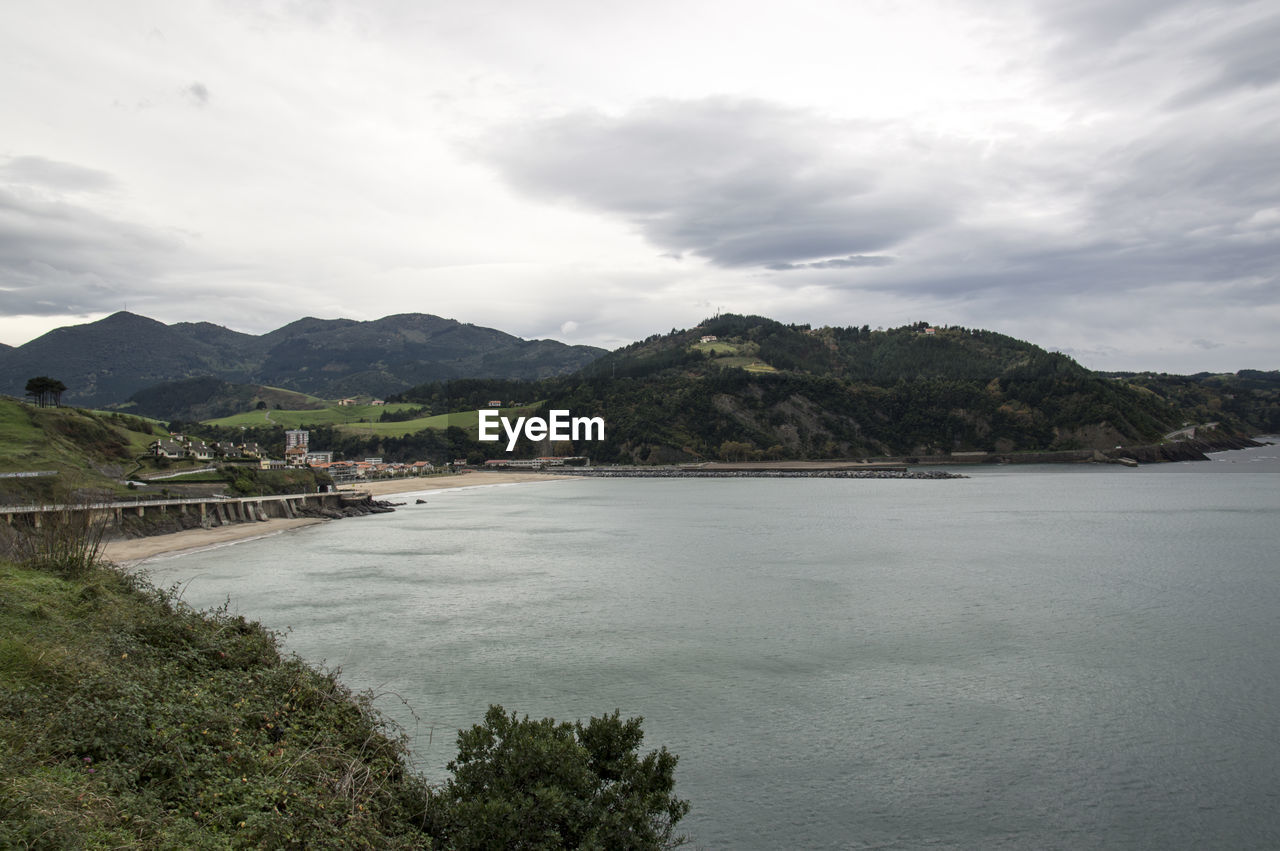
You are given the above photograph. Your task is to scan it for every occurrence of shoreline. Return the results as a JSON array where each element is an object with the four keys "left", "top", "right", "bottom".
[{"left": 102, "top": 471, "right": 571, "bottom": 566}]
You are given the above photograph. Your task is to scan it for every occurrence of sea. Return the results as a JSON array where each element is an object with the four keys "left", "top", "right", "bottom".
[{"left": 141, "top": 441, "right": 1280, "bottom": 850}]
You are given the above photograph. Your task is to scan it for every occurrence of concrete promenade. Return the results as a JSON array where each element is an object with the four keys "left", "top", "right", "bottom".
[{"left": 1, "top": 491, "right": 369, "bottom": 528}]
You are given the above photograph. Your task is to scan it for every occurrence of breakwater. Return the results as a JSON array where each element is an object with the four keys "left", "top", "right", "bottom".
[
  {"left": 554, "top": 468, "right": 965, "bottom": 480},
  {"left": 864, "top": 434, "right": 1267, "bottom": 466}
]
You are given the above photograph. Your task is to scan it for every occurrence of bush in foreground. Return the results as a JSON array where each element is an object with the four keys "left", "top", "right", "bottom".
[{"left": 427, "top": 706, "right": 689, "bottom": 849}]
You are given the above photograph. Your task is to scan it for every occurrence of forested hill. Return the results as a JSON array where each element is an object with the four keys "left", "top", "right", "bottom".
[
  {"left": 0, "top": 312, "right": 604, "bottom": 407},
  {"left": 395, "top": 316, "right": 1216, "bottom": 464},
  {"left": 1099, "top": 369, "right": 1280, "bottom": 435}
]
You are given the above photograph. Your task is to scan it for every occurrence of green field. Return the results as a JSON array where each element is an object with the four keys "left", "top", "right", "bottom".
[
  {"left": 333, "top": 404, "right": 547, "bottom": 438},
  {"left": 0, "top": 400, "right": 166, "bottom": 501},
  {"left": 691, "top": 340, "right": 745, "bottom": 356},
  {"left": 204, "top": 402, "right": 546, "bottom": 439},
  {"left": 204, "top": 403, "right": 423, "bottom": 429},
  {"left": 690, "top": 340, "right": 778, "bottom": 373}
]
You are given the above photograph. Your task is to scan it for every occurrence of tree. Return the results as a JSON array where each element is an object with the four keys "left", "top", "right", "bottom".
[
  {"left": 426, "top": 705, "right": 689, "bottom": 850},
  {"left": 24, "top": 376, "right": 67, "bottom": 407}
]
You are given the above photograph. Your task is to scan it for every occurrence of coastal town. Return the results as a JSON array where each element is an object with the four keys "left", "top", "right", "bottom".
[{"left": 148, "top": 427, "right": 438, "bottom": 483}]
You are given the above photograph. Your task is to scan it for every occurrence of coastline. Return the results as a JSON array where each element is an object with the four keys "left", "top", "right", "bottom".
[{"left": 102, "top": 471, "right": 572, "bottom": 566}]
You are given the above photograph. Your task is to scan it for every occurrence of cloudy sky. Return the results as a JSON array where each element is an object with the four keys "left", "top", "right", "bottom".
[{"left": 2, "top": 0, "right": 1277, "bottom": 371}]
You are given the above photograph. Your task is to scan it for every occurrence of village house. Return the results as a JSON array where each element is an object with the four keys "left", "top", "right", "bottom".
[
  {"left": 150, "top": 439, "right": 186, "bottom": 459},
  {"left": 187, "top": 442, "right": 215, "bottom": 461}
]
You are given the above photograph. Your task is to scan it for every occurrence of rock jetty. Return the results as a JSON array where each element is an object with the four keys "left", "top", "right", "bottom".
[{"left": 556, "top": 468, "right": 964, "bottom": 480}]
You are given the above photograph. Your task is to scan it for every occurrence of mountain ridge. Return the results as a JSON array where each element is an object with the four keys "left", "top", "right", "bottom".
[
  {"left": 386, "top": 315, "right": 1270, "bottom": 463},
  {"left": 0, "top": 311, "right": 605, "bottom": 406}
]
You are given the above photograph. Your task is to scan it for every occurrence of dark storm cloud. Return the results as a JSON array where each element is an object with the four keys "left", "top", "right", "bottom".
[
  {"left": 0, "top": 169, "right": 180, "bottom": 315},
  {"left": 482, "top": 98, "right": 957, "bottom": 269}
]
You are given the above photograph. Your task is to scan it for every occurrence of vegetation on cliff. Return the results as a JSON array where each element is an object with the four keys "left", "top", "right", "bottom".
[{"left": 0, "top": 527, "right": 689, "bottom": 848}]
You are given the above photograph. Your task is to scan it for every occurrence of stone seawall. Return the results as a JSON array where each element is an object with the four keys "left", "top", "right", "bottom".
[
  {"left": 1, "top": 492, "right": 397, "bottom": 538},
  {"left": 556, "top": 469, "right": 965, "bottom": 480},
  {"left": 871, "top": 434, "right": 1267, "bottom": 466}
]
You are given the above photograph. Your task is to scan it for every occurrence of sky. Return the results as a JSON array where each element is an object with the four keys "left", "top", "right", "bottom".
[{"left": 1, "top": 0, "right": 1277, "bottom": 372}]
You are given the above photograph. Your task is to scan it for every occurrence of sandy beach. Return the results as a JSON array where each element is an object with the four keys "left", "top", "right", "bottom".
[{"left": 102, "top": 471, "right": 571, "bottom": 566}]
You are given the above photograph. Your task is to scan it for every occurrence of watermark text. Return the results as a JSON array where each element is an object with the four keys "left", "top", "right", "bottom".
[{"left": 477, "top": 409, "right": 605, "bottom": 451}]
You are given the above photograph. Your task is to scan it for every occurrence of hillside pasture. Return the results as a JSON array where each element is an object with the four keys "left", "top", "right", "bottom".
[
  {"left": 204, "top": 402, "right": 424, "bottom": 429},
  {"left": 337, "top": 403, "right": 545, "bottom": 438},
  {"left": 691, "top": 340, "right": 745, "bottom": 356},
  {"left": 203, "top": 402, "right": 547, "bottom": 439}
]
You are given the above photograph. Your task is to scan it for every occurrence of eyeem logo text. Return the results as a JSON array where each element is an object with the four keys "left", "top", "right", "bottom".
[{"left": 477, "top": 409, "right": 605, "bottom": 451}]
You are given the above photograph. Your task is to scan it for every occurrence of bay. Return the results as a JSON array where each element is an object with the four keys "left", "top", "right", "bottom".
[{"left": 142, "top": 442, "right": 1280, "bottom": 849}]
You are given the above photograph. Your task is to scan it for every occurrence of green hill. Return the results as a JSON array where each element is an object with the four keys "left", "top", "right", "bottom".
[
  {"left": 148, "top": 316, "right": 1268, "bottom": 468},
  {"left": 0, "top": 312, "right": 605, "bottom": 408},
  {"left": 0, "top": 399, "right": 164, "bottom": 503},
  {"left": 123, "top": 377, "right": 328, "bottom": 422},
  {"left": 1099, "top": 369, "right": 1280, "bottom": 434},
  {"left": 393, "top": 316, "right": 1201, "bottom": 464}
]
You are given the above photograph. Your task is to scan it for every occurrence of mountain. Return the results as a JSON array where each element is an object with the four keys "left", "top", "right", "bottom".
[
  {"left": 394, "top": 315, "right": 1211, "bottom": 464},
  {"left": 0, "top": 312, "right": 605, "bottom": 407}
]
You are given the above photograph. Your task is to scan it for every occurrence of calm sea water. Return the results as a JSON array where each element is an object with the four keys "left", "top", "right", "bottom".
[{"left": 143, "top": 443, "right": 1280, "bottom": 850}]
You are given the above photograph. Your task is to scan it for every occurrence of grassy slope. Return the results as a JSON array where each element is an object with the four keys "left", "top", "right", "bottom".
[
  {"left": 0, "top": 400, "right": 165, "bottom": 502},
  {"left": 203, "top": 403, "right": 545, "bottom": 439},
  {"left": 204, "top": 403, "right": 423, "bottom": 429},
  {"left": 0, "top": 560, "right": 431, "bottom": 849}
]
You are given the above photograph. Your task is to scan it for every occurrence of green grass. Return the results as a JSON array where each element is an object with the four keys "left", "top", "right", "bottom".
[
  {"left": 0, "top": 400, "right": 166, "bottom": 502},
  {"left": 690, "top": 340, "right": 777, "bottom": 372},
  {"left": 153, "top": 471, "right": 226, "bottom": 483},
  {"left": 691, "top": 340, "right": 744, "bottom": 356},
  {"left": 0, "top": 400, "right": 43, "bottom": 461},
  {"left": 337, "top": 404, "right": 544, "bottom": 439},
  {"left": 0, "top": 558, "right": 433, "bottom": 848},
  {"left": 203, "top": 402, "right": 547, "bottom": 439},
  {"left": 204, "top": 403, "right": 423, "bottom": 429}
]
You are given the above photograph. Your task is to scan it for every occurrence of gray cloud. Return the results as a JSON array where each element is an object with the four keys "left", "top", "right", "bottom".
[
  {"left": 0, "top": 156, "right": 115, "bottom": 192},
  {"left": 0, "top": 167, "right": 182, "bottom": 316},
  {"left": 1166, "top": 9, "right": 1280, "bottom": 106},
  {"left": 183, "top": 81, "right": 211, "bottom": 107},
  {"left": 768, "top": 255, "right": 895, "bottom": 271},
  {"left": 481, "top": 98, "right": 957, "bottom": 269},
  {"left": 1028, "top": 0, "right": 1280, "bottom": 108}
]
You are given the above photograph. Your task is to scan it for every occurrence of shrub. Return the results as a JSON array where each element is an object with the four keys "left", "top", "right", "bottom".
[{"left": 426, "top": 705, "right": 689, "bottom": 849}]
